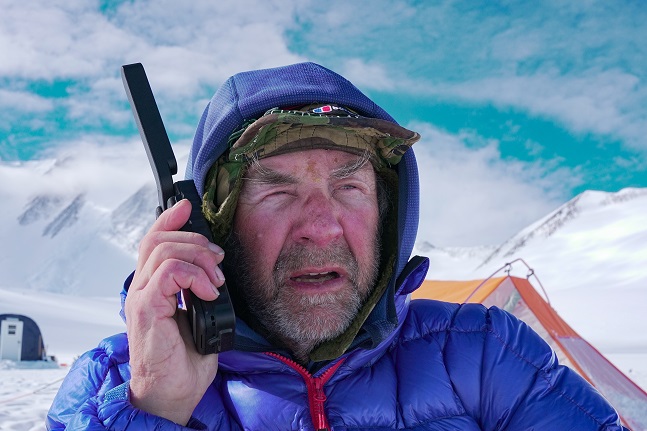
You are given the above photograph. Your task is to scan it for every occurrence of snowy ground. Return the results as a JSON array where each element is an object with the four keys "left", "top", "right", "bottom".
[
  {"left": 0, "top": 290, "right": 124, "bottom": 430},
  {"left": 0, "top": 361, "right": 68, "bottom": 431},
  {"left": 1, "top": 284, "right": 646, "bottom": 430}
]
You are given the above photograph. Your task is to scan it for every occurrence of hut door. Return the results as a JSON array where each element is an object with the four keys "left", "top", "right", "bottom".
[{"left": 0, "top": 318, "right": 23, "bottom": 361}]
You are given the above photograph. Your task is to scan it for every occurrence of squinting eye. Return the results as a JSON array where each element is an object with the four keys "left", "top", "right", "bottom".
[
  {"left": 339, "top": 184, "right": 359, "bottom": 191},
  {"left": 267, "top": 190, "right": 293, "bottom": 198}
]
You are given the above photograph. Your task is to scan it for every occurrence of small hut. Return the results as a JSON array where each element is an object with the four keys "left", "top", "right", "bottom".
[{"left": 0, "top": 314, "right": 46, "bottom": 361}]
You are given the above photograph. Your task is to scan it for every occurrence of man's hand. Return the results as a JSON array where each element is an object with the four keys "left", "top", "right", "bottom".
[{"left": 125, "top": 199, "right": 224, "bottom": 425}]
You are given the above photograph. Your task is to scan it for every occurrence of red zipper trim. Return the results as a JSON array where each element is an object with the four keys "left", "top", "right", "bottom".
[{"left": 266, "top": 352, "right": 346, "bottom": 431}]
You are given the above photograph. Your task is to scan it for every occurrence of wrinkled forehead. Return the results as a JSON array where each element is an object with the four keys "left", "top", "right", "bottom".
[{"left": 243, "top": 147, "right": 376, "bottom": 181}]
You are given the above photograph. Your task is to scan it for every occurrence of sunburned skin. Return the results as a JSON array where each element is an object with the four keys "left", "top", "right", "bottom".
[
  {"left": 230, "top": 148, "right": 381, "bottom": 359},
  {"left": 305, "top": 159, "right": 320, "bottom": 182}
]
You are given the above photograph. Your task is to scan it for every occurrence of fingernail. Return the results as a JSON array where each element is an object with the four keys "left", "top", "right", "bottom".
[
  {"left": 211, "top": 283, "right": 221, "bottom": 297},
  {"left": 215, "top": 267, "right": 225, "bottom": 282},
  {"left": 208, "top": 243, "right": 225, "bottom": 255}
]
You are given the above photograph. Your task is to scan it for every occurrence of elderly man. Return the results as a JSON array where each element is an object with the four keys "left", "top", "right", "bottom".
[{"left": 47, "top": 62, "right": 627, "bottom": 430}]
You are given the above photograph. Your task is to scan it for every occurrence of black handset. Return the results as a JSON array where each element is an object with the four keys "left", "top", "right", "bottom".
[{"left": 121, "top": 62, "right": 235, "bottom": 354}]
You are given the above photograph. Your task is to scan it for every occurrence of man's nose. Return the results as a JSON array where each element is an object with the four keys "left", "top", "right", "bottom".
[{"left": 291, "top": 191, "right": 343, "bottom": 247}]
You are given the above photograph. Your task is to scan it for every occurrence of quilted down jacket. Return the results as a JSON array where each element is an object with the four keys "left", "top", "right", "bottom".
[{"left": 47, "top": 62, "right": 627, "bottom": 430}]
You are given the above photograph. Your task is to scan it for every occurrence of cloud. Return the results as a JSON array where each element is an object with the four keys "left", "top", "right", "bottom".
[
  {"left": 2, "top": 0, "right": 646, "bottom": 248},
  {"left": 5, "top": 0, "right": 645, "bottom": 150},
  {"left": 284, "top": 1, "right": 647, "bottom": 153},
  {"left": 413, "top": 123, "right": 582, "bottom": 247},
  {"left": 1, "top": 136, "right": 177, "bottom": 209},
  {"left": 0, "top": 89, "right": 57, "bottom": 152},
  {"left": 0, "top": 89, "right": 54, "bottom": 113},
  {"left": 0, "top": 1, "right": 117, "bottom": 80},
  {"left": 339, "top": 59, "right": 395, "bottom": 92},
  {"left": 0, "top": 0, "right": 300, "bottom": 81},
  {"left": 0, "top": 0, "right": 305, "bottom": 148},
  {"left": 438, "top": 69, "right": 646, "bottom": 149}
]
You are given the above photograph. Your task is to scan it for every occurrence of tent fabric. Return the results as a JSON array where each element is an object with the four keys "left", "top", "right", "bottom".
[{"left": 413, "top": 276, "right": 647, "bottom": 430}]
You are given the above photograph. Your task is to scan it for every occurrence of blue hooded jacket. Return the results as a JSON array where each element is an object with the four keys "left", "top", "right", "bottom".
[{"left": 47, "top": 62, "right": 627, "bottom": 430}]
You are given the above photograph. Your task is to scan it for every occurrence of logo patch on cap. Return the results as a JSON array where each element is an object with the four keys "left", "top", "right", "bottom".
[{"left": 311, "top": 105, "right": 336, "bottom": 114}]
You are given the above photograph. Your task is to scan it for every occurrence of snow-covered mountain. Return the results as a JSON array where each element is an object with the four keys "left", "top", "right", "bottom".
[
  {"left": 0, "top": 145, "right": 160, "bottom": 296},
  {"left": 1, "top": 149, "right": 646, "bottom": 392},
  {"left": 479, "top": 187, "right": 647, "bottom": 271},
  {"left": 4, "top": 146, "right": 646, "bottom": 301},
  {"left": 419, "top": 187, "right": 647, "bottom": 288},
  {"left": 415, "top": 187, "right": 647, "bottom": 377}
]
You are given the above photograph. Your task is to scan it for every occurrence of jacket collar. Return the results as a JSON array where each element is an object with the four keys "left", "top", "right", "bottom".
[{"left": 217, "top": 256, "right": 430, "bottom": 374}]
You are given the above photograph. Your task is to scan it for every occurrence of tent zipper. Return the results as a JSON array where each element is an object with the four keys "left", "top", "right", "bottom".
[{"left": 265, "top": 352, "right": 345, "bottom": 431}]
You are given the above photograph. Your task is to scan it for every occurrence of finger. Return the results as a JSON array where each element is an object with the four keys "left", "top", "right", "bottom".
[
  {"left": 150, "top": 242, "right": 224, "bottom": 291},
  {"left": 137, "top": 229, "right": 224, "bottom": 271},
  {"left": 152, "top": 258, "right": 220, "bottom": 303},
  {"left": 132, "top": 239, "right": 224, "bottom": 294},
  {"left": 151, "top": 198, "right": 193, "bottom": 234},
  {"left": 134, "top": 200, "right": 193, "bottom": 276},
  {"left": 128, "top": 258, "right": 218, "bottom": 323}
]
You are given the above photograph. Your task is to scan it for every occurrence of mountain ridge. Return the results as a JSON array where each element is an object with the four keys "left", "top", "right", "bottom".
[
  {"left": 2, "top": 157, "right": 647, "bottom": 383},
  {"left": 2, "top": 153, "right": 646, "bottom": 302}
]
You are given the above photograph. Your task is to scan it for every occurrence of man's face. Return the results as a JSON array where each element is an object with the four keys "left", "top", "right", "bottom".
[{"left": 230, "top": 148, "right": 380, "bottom": 356}]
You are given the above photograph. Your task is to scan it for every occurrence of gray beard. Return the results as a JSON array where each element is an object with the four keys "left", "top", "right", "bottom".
[{"left": 225, "top": 234, "right": 380, "bottom": 362}]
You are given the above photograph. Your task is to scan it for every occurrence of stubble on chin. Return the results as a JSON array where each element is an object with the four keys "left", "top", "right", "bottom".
[{"left": 225, "top": 234, "right": 379, "bottom": 359}]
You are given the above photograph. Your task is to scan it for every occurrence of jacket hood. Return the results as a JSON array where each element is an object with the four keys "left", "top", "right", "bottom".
[
  {"left": 187, "top": 62, "right": 420, "bottom": 280},
  {"left": 185, "top": 62, "right": 421, "bottom": 363}
]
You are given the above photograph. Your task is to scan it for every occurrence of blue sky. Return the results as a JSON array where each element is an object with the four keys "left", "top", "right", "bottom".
[{"left": 1, "top": 0, "right": 646, "bottom": 246}]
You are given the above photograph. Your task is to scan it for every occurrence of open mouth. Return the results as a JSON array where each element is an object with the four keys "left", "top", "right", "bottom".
[{"left": 290, "top": 271, "right": 340, "bottom": 283}]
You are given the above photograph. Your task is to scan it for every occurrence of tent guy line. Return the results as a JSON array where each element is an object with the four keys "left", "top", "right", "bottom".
[{"left": 0, "top": 376, "right": 65, "bottom": 405}]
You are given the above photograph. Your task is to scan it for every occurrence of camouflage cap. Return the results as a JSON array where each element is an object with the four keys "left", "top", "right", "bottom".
[
  {"left": 202, "top": 104, "right": 420, "bottom": 243},
  {"left": 210, "top": 104, "right": 419, "bottom": 204}
]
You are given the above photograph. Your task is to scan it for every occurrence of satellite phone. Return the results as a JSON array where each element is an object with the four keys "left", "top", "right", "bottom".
[{"left": 121, "top": 63, "right": 235, "bottom": 354}]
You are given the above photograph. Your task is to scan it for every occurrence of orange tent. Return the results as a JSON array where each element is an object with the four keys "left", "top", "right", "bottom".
[{"left": 413, "top": 274, "right": 647, "bottom": 430}]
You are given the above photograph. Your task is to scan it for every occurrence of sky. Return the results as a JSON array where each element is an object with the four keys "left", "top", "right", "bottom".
[{"left": 1, "top": 0, "right": 646, "bottom": 247}]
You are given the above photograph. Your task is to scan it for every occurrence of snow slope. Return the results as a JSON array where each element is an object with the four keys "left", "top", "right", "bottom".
[
  {"left": 1, "top": 150, "right": 646, "bottom": 428},
  {"left": 418, "top": 188, "right": 647, "bottom": 356}
]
